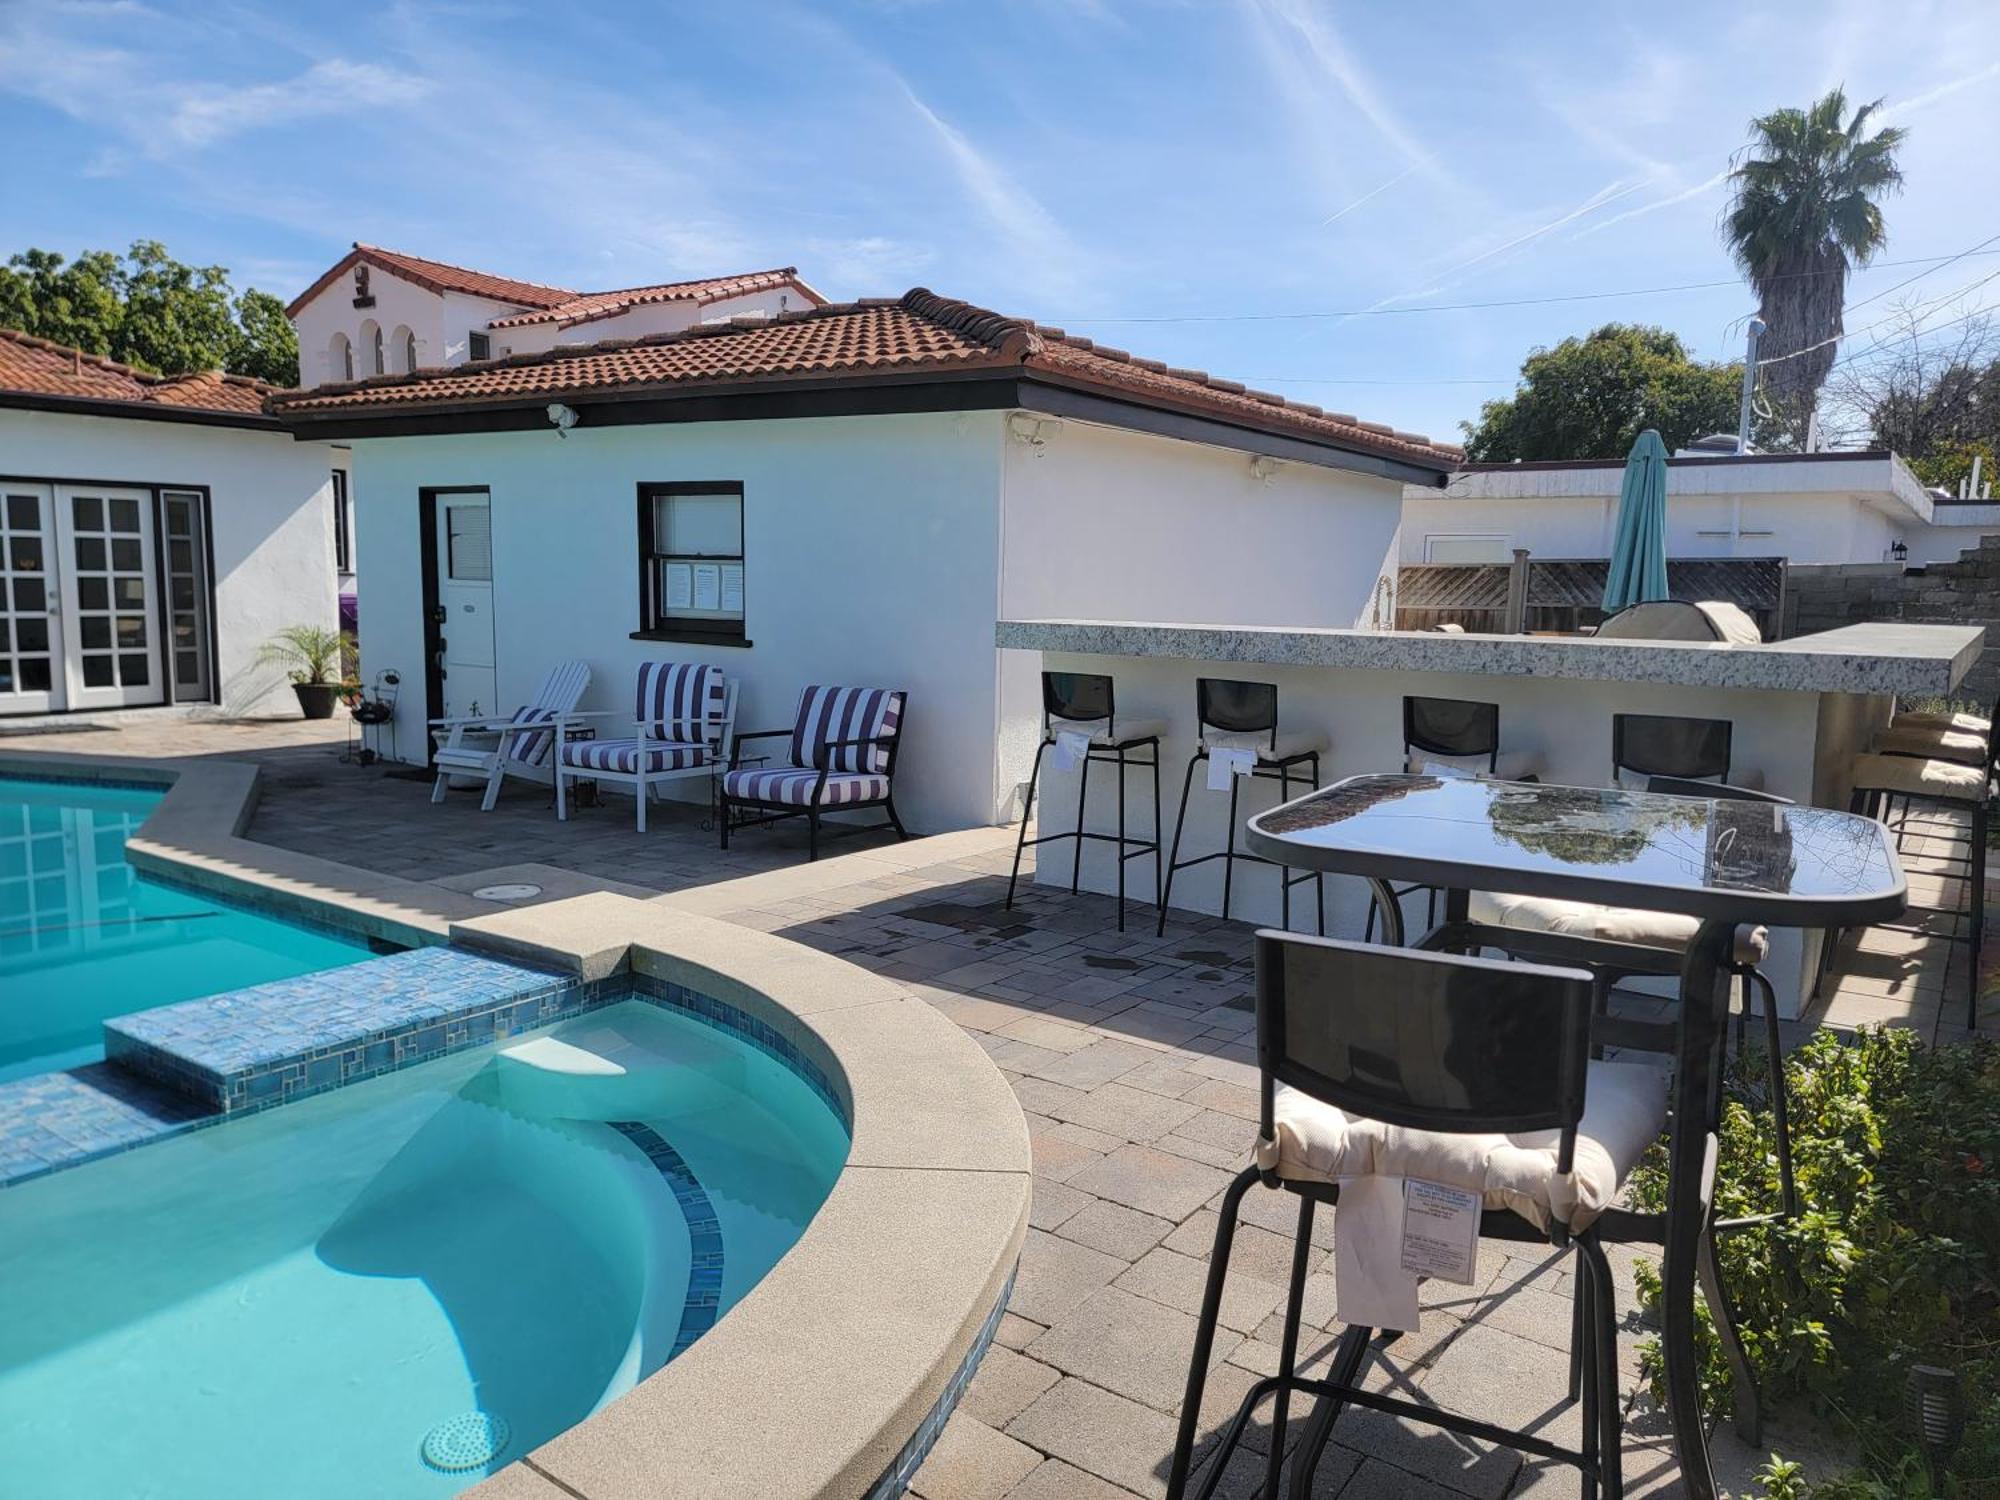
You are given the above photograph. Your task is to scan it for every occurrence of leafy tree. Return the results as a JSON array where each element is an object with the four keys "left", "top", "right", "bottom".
[
  {"left": 1725, "top": 90, "right": 1905, "bottom": 447},
  {"left": 229, "top": 288, "right": 300, "bottom": 387},
  {"left": 0, "top": 240, "right": 298, "bottom": 386},
  {"left": 1460, "top": 324, "right": 1743, "bottom": 462}
]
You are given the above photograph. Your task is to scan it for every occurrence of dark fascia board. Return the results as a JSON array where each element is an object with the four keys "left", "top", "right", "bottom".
[
  {"left": 1014, "top": 379, "right": 1453, "bottom": 487},
  {"left": 0, "top": 389, "right": 285, "bottom": 433},
  {"left": 1458, "top": 450, "right": 1895, "bottom": 474},
  {"left": 273, "top": 368, "right": 1457, "bottom": 485},
  {"left": 274, "top": 370, "right": 1028, "bottom": 440}
]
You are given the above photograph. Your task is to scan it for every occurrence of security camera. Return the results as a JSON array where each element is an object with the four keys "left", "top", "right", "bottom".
[{"left": 547, "top": 403, "right": 580, "bottom": 437}]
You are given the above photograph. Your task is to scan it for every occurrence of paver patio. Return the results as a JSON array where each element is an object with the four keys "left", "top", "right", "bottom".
[{"left": 10, "top": 711, "right": 1995, "bottom": 1498}]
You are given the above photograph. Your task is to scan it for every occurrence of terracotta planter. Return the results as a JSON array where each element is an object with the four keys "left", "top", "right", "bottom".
[{"left": 293, "top": 682, "right": 341, "bottom": 720}]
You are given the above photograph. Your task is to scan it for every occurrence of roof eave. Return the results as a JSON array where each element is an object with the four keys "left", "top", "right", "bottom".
[{"left": 0, "top": 388, "right": 286, "bottom": 431}]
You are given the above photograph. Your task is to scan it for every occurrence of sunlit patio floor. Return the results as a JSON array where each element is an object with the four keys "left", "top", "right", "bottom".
[{"left": 9, "top": 712, "right": 1994, "bottom": 1498}]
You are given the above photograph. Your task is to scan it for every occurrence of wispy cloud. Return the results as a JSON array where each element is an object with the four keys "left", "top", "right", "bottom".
[
  {"left": 1246, "top": 0, "right": 1461, "bottom": 195},
  {"left": 1882, "top": 61, "right": 2000, "bottom": 121},
  {"left": 901, "top": 84, "right": 1087, "bottom": 293},
  {"left": 1572, "top": 169, "right": 1730, "bottom": 240},
  {"left": 1396, "top": 178, "right": 1650, "bottom": 299},
  {"left": 1319, "top": 162, "right": 1425, "bottom": 228},
  {"left": 166, "top": 60, "right": 430, "bottom": 149}
]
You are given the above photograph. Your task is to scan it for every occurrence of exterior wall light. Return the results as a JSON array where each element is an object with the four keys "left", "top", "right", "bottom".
[
  {"left": 1250, "top": 456, "right": 1282, "bottom": 485},
  {"left": 1006, "top": 412, "right": 1061, "bottom": 450},
  {"left": 1890, "top": 538, "right": 1909, "bottom": 564},
  {"left": 547, "top": 403, "right": 580, "bottom": 438}
]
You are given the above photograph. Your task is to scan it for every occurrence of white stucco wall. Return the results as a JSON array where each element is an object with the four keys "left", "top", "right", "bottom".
[
  {"left": 348, "top": 411, "right": 1010, "bottom": 832},
  {"left": 293, "top": 271, "right": 449, "bottom": 387},
  {"left": 1, "top": 408, "right": 343, "bottom": 715},
  {"left": 1401, "top": 487, "right": 1906, "bottom": 566},
  {"left": 502, "top": 288, "right": 813, "bottom": 356}
]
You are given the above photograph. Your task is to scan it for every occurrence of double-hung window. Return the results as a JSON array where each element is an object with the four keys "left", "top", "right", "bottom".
[{"left": 637, "top": 482, "right": 745, "bottom": 644}]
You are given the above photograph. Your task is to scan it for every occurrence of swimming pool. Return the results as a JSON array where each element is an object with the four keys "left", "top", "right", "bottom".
[
  {"left": 0, "top": 776, "right": 369, "bottom": 1081},
  {"left": 0, "top": 997, "right": 849, "bottom": 1498}
]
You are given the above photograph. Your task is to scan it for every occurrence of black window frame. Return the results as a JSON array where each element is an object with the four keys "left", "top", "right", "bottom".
[
  {"left": 633, "top": 481, "right": 750, "bottom": 647},
  {"left": 331, "top": 468, "right": 351, "bottom": 573},
  {"left": 467, "top": 331, "right": 491, "bottom": 362}
]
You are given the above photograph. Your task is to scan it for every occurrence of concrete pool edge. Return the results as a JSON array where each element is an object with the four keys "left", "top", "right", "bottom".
[
  {"left": 0, "top": 749, "right": 482, "bottom": 948},
  {"left": 451, "top": 893, "right": 1033, "bottom": 1500}
]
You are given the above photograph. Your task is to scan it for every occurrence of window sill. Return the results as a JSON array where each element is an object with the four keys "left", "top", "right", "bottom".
[{"left": 629, "top": 629, "right": 753, "bottom": 649}]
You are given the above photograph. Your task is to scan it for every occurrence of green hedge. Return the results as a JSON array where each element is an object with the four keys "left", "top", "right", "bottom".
[{"left": 1629, "top": 1027, "right": 1999, "bottom": 1498}]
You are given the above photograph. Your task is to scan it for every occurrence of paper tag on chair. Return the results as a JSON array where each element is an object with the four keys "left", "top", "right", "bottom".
[
  {"left": 1333, "top": 1175, "right": 1421, "bottom": 1332},
  {"left": 1051, "top": 730, "right": 1090, "bottom": 772},
  {"left": 1206, "top": 747, "right": 1256, "bottom": 791},
  {"left": 1400, "top": 1179, "right": 1481, "bottom": 1285}
]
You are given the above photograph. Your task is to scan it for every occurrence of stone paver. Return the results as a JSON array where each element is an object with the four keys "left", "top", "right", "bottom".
[{"left": 8, "top": 713, "right": 1986, "bottom": 1499}]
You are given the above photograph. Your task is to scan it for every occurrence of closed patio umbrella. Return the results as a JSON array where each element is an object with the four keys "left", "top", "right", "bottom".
[{"left": 1602, "top": 428, "right": 1671, "bottom": 611}]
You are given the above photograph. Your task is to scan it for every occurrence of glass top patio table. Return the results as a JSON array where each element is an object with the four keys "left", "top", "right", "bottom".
[{"left": 1243, "top": 773, "right": 1907, "bottom": 928}]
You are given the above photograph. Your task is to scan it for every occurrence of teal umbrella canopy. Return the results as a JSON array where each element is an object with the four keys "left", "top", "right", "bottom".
[{"left": 1602, "top": 429, "right": 1671, "bottom": 610}]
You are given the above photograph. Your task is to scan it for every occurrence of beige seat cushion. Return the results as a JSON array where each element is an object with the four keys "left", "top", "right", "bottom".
[
  {"left": 1055, "top": 718, "right": 1167, "bottom": 747},
  {"left": 1894, "top": 709, "right": 1990, "bottom": 735},
  {"left": 1406, "top": 750, "right": 1543, "bottom": 782},
  {"left": 1467, "top": 888, "right": 1769, "bottom": 966},
  {"left": 1257, "top": 1060, "right": 1669, "bottom": 1231},
  {"left": 1873, "top": 725, "right": 1988, "bottom": 765},
  {"left": 1204, "top": 727, "right": 1328, "bottom": 761},
  {"left": 1850, "top": 752, "right": 1988, "bottom": 802}
]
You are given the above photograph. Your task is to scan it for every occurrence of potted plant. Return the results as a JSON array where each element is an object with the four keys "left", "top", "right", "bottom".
[{"left": 261, "top": 624, "right": 357, "bottom": 720}]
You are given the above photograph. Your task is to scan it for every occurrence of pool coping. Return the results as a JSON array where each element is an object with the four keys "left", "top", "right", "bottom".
[{"left": 448, "top": 893, "right": 1032, "bottom": 1500}]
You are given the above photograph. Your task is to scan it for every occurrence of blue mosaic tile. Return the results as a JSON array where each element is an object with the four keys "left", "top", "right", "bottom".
[
  {"left": 861, "top": 1264, "right": 1018, "bottom": 1500},
  {"left": 104, "top": 948, "right": 575, "bottom": 1113},
  {"left": 608, "top": 1120, "right": 726, "bottom": 1358},
  {"left": 0, "top": 1063, "right": 218, "bottom": 1186}
]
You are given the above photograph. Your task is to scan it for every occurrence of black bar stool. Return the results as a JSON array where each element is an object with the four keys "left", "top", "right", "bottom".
[
  {"left": 1366, "top": 696, "right": 1536, "bottom": 943},
  {"left": 1156, "top": 679, "right": 1326, "bottom": 938},
  {"left": 1165, "top": 933, "right": 1656, "bottom": 1500},
  {"left": 1007, "top": 671, "right": 1163, "bottom": 931}
]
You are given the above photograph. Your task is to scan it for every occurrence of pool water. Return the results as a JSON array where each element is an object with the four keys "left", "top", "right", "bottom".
[
  {"left": 0, "top": 999, "right": 849, "bottom": 1498},
  {"left": 0, "top": 777, "right": 368, "bottom": 1081}
]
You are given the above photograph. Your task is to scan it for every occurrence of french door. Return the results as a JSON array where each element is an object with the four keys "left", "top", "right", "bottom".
[
  {"left": 0, "top": 486, "right": 61, "bottom": 712},
  {"left": 0, "top": 483, "right": 167, "bottom": 714}
]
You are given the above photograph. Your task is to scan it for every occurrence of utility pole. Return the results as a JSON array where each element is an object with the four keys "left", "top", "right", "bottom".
[{"left": 1736, "top": 317, "right": 1765, "bottom": 453}]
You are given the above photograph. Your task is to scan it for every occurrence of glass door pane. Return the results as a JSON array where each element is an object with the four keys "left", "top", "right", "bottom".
[
  {"left": 161, "top": 491, "right": 213, "bottom": 703},
  {"left": 0, "top": 486, "right": 62, "bottom": 714},
  {"left": 56, "top": 486, "right": 162, "bottom": 710}
]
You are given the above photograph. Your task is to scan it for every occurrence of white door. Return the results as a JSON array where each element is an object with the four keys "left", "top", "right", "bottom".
[
  {"left": 434, "top": 493, "right": 496, "bottom": 720},
  {"left": 0, "top": 484, "right": 62, "bottom": 713},
  {"left": 54, "top": 485, "right": 163, "bottom": 711}
]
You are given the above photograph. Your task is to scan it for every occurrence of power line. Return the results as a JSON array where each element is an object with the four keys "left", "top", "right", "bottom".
[
  {"left": 1758, "top": 263, "right": 2000, "bottom": 368},
  {"left": 1048, "top": 246, "right": 2000, "bottom": 325}
]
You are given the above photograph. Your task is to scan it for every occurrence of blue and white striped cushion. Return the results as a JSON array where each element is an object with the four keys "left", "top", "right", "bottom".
[
  {"left": 502, "top": 706, "right": 561, "bottom": 767},
  {"left": 636, "top": 662, "right": 726, "bottom": 743},
  {"left": 560, "top": 738, "right": 711, "bottom": 775},
  {"left": 722, "top": 768, "right": 890, "bottom": 807},
  {"left": 789, "top": 686, "right": 905, "bottom": 774}
]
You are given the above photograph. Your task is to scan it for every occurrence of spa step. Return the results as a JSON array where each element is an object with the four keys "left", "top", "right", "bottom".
[{"left": 493, "top": 1010, "right": 749, "bottom": 1122}]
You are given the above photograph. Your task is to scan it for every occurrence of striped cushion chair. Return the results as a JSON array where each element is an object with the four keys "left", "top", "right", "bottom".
[
  {"left": 555, "top": 662, "right": 736, "bottom": 833},
  {"left": 430, "top": 658, "right": 591, "bottom": 812},
  {"left": 720, "top": 685, "right": 909, "bottom": 861}
]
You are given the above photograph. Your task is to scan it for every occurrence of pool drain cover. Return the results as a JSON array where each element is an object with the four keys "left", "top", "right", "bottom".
[
  {"left": 421, "top": 1411, "right": 511, "bottom": 1472},
  {"left": 472, "top": 882, "right": 542, "bottom": 902}
]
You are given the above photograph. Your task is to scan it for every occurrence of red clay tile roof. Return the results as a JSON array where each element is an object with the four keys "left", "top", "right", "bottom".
[
  {"left": 486, "top": 268, "right": 826, "bottom": 331},
  {"left": 285, "top": 244, "right": 577, "bottom": 318},
  {"left": 0, "top": 328, "right": 284, "bottom": 419},
  {"left": 269, "top": 289, "right": 1463, "bottom": 467}
]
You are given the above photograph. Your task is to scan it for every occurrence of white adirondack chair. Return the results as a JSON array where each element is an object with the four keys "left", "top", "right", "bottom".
[{"left": 430, "top": 659, "right": 592, "bottom": 811}]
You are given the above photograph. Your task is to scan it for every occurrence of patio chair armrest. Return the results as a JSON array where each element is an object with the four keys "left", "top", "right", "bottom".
[
  {"left": 730, "top": 728, "right": 792, "bottom": 769},
  {"left": 809, "top": 732, "right": 898, "bottom": 771},
  {"left": 428, "top": 713, "right": 513, "bottom": 731}
]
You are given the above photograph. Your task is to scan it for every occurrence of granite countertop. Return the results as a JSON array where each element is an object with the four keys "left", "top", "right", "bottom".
[{"left": 994, "top": 618, "right": 1985, "bottom": 696}]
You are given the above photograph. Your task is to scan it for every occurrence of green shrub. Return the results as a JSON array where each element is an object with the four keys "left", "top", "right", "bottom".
[{"left": 1628, "top": 1027, "right": 2000, "bottom": 1497}]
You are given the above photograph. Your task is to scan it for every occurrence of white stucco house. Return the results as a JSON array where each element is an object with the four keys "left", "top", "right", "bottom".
[
  {"left": 0, "top": 330, "right": 347, "bottom": 719},
  {"left": 1402, "top": 448, "right": 2000, "bottom": 570},
  {"left": 286, "top": 244, "right": 827, "bottom": 389},
  {"left": 269, "top": 288, "right": 1461, "bottom": 831}
]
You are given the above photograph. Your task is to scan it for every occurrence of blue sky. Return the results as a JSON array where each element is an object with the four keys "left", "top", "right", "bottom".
[{"left": 2, "top": 0, "right": 1996, "bottom": 443}]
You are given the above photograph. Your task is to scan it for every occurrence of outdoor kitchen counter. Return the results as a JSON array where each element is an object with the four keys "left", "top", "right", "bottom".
[
  {"left": 993, "top": 617, "right": 1986, "bottom": 1016},
  {"left": 994, "top": 619, "right": 1986, "bottom": 698}
]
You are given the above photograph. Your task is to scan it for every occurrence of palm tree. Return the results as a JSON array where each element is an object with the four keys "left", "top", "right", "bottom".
[{"left": 1724, "top": 88, "right": 1904, "bottom": 447}]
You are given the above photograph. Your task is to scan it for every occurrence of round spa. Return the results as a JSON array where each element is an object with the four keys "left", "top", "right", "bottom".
[{"left": 0, "top": 998, "right": 849, "bottom": 1499}]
